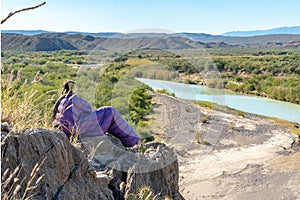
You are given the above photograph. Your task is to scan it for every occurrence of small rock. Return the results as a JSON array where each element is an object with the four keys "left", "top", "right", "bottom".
[
  {"left": 96, "top": 172, "right": 113, "bottom": 184},
  {"left": 291, "top": 136, "right": 300, "bottom": 151},
  {"left": 1, "top": 131, "right": 8, "bottom": 140},
  {"left": 1, "top": 122, "right": 12, "bottom": 132}
]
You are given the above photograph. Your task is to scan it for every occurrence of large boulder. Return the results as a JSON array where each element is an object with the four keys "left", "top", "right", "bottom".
[
  {"left": 125, "top": 143, "right": 183, "bottom": 200},
  {"left": 1, "top": 128, "right": 183, "bottom": 200},
  {"left": 81, "top": 136, "right": 184, "bottom": 200},
  {"left": 1, "top": 129, "right": 114, "bottom": 200}
]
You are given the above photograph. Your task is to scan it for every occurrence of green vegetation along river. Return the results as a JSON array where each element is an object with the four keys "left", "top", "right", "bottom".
[{"left": 137, "top": 78, "right": 300, "bottom": 124}]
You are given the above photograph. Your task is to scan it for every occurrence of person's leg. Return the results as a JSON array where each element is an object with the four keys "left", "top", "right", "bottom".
[{"left": 95, "top": 106, "right": 139, "bottom": 147}]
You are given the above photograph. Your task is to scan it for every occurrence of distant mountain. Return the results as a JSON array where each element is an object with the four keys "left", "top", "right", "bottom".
[
  {"left": 2, "top": 31, "right": 300, "bottom": 51},
  {"left": 212, "top": 34, "right": 300, "bottom": 46},
  {"left": 221, "top": 26, "right": 300, "bottom": 37},
  {"left": 1, "top": 30, "right": 121, "bottom": 38},
  {"left": 1, "top": 33, "right": 77, "bottom": 51},
  {"left": 64, "top": 32, "right": 120, "bottom": 38},
  {"left": 3, "top": 26, "right": 300, "bottom": 39},
  {"left": 2, "top": 33, "right": 228, "bottom": 51},
  {"left": 1, "top": 30, "right": 50, "bottom": 35},
  {"left": 39, "top": 33, "right": 107, "bottom": 50}
]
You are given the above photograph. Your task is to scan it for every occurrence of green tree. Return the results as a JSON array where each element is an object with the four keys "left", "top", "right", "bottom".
[{"left": 128, "top": 86, "right": 152, "bottom": 124}]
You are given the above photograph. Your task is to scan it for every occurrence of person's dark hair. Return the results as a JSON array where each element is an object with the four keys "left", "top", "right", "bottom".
[
  {"left": 62, "top": 80, "right": 76, "bottom": 95},
  {"left": 52, "top": 80, "right": 76, "bottom": 121}
]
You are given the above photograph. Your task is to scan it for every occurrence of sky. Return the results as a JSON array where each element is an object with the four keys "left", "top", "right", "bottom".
[{"left": 1, "top": 0, "right": 299, "bottom": 35}]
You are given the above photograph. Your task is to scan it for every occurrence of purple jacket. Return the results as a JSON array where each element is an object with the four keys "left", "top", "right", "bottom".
[{"left": 54, "top": 94, "right": 139, "bottom": 147}]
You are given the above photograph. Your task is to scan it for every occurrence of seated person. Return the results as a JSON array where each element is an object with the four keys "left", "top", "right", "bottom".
[{"left": 52, "top": 80, "right": 139, "bottom": 147}]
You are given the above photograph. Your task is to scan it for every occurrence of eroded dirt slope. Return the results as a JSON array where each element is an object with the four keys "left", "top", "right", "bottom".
[{"left": 149, "top": 92, "right": 300, "bottom": 200}]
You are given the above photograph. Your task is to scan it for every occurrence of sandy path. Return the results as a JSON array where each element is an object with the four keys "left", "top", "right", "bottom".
[{"left": 150, "top": 92, "right": 300, "bottom": 200}]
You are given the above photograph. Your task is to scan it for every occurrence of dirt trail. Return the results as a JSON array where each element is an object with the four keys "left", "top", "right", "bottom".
[{"left": 150, "top": 92, "right": 300, "bottom": 200}]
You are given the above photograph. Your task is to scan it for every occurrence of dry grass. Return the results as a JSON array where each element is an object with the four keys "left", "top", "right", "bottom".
[
  {"left": 125, "top": 58, "right": 156, "bottom": 67},
  {"left": 194, "top": 132, "right": 212, "bottom": 146},
  {"left": 138, "top": 185, "right": 154, "bottom": 200},
  {"left": 199, "top": 114, "right": 211, "bottom": 123},
  {"left": 1, "top": 157, "right": 46, "bottom": 200},
  {"left": 194, "top": 132, "right": 202, "bottom": 144},
  {"left": 127, "top": 185, "right": 172, "bottom": 200},
  {"left": 267, "top": 117, "right": 300, "bottom": 136},
  {"left": 1, "top": 67, "right": 52, "bottom": 133}
]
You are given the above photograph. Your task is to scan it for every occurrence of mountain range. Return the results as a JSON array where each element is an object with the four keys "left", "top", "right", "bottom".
[
  {"left": 221, "top": 26, "right": 300, "bottom": 37},
  {"left": 2, "top": 26, "right": 300, "bottom": 37},
  {"left": 1, "top": 26, "right": 300, "bottom": 51},
  {"left": 2, "top": 33, "right": 229, "bottom": 51}
]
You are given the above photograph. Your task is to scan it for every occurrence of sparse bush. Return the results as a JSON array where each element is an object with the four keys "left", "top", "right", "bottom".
[
  {"left": 202, "top": 140, "right": 212, "bottom": 146},
  {"left": 156, "top": 89, "right": 175, "bottom": 97},
  {"left": 228, "top": 122, "right": 236, "bottom": 130},
  {"left": 194, "top": 132, "right": 201, "bottom": 143},
  {"left": 197, "top": 101, "right": 213, "bottom": 109},
  {"left": 138, "top": 131, "right": 155, "bottom": 143},
  {"left": 194, "top": 132, "right": 211, "bottom": 145},
  {"left": 199, "top": 115, "right": 211, "bottom": 123},
  {"left": 138, "top": 186, "right": 154, "bottom": 200},
  {"left": 237, "top": 110, "right": 244, "bottom": 117},
  {"left": 127, "top": 185, "right": 164, "bottom": 200}
]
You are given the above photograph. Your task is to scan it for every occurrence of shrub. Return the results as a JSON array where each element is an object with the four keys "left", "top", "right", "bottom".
[
  {"left": 128, "top": 86, "right": 152, "bottom": 124},
  {"left": 199, "top": 115, "right": 211, "bottom": 123},
  {"left": 156, "top": 89, "right": 175, "bottom": 97}
]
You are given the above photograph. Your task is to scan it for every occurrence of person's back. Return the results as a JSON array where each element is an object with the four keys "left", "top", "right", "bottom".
[
  {"left": 53, "top": 94, "right": 75, "bottom": 139},
  {"left": 53, "top": 80, "right": 139, "bottom": 147}
]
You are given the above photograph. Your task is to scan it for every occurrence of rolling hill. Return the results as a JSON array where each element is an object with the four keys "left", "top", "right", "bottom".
[
  {"left": 1, "top": 33, "right": 229, "bottom": 51},
  {"left": 1, "top": 33, "right": 77, "bottom": 51},
  {"left": 2, "top": 31, "right": 300, "bottom": 51}
]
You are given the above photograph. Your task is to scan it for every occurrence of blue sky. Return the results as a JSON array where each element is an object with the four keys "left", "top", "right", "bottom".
[{"left": 1, "top": 0, "right": 299, "bottom": 34}]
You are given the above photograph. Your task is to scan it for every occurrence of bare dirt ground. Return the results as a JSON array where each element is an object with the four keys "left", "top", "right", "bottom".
[{"left": 149, "top": 92, "right": 300, "bottom": 200}]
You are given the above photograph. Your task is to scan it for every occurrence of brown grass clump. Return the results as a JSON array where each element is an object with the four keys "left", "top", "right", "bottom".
[
  {"left": 267, "top": 117, "right": 300, "bottom": 136},
  {"left": 1, "top": 67, "right": 53, "bottom": 133},
  {"left": 1, "top": 158, "right": 46, "bottom": 200}
]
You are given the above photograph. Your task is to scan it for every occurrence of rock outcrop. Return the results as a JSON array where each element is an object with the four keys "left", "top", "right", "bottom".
[
  {"left": 81, "top": 136, "right": 184, "bottom": 200},
  {"left": 125, "top": 143, "right": 183, "bottom": 199},
  {"left": 1, "top": 129, "right": 114, "bottom": 199},
  {"left": 1, "top": 129, "right": 183, "bottom": 199}
]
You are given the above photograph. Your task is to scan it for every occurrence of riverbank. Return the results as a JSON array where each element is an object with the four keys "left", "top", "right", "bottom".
[
  {"left": 138, "top": 78, "right": 300, "bottom": 124},
  {"left": 148, "top": 92, "right": 300, "bottom": 199}
]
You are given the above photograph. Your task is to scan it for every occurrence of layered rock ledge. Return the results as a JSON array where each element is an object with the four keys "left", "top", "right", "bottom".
[{"left": 1, "top": 129, "right": 183, "bottom": 200}]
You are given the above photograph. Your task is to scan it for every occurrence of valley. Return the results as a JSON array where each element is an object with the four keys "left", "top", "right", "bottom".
[{"left": 1, "top": 30, "right": 300, "bottom": 199}]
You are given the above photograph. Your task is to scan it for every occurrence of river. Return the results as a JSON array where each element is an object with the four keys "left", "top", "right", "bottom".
[{"left": 137, "top": 78, "right": 300, "bottom": 124}]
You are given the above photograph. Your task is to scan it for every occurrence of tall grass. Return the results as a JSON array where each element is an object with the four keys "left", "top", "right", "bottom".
[
  {"left": 1, "top": 67, "right": 53, "bottom": 133},
  {"left": 1, "top": 158, "right": 46, "bottom": 200},
  {"left": 127, "top": 185, "right": 172, "bottom": 200}
]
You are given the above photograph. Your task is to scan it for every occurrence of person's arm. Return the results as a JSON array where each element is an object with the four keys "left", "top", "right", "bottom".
[{"left": 52, "top": 95, "right": 65, "bottom": 121}]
